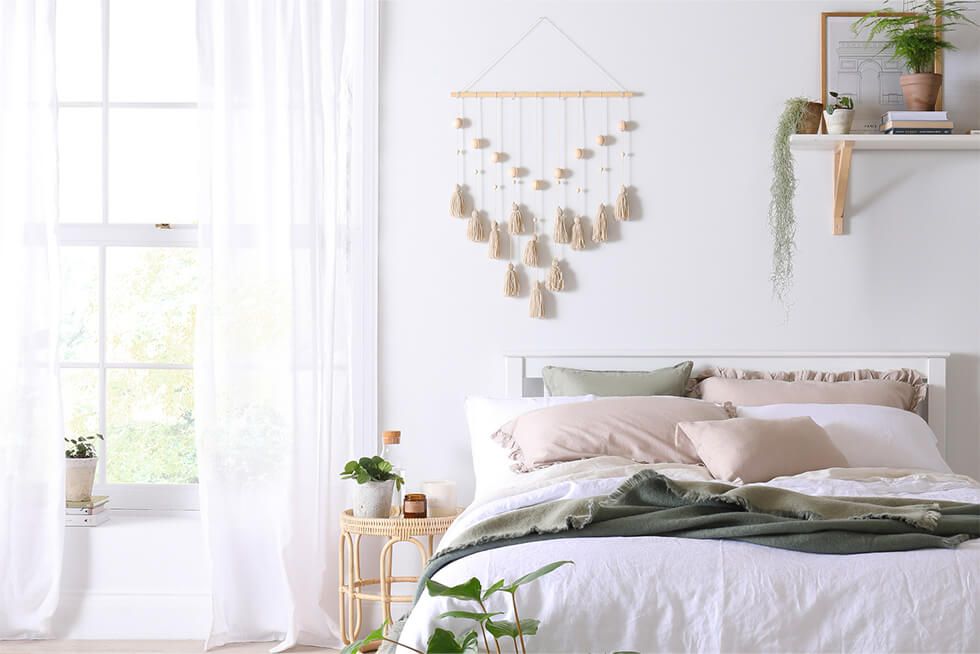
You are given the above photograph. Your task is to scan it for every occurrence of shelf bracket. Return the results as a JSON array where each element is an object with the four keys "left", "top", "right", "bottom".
[{"left": 832, "top": 140, "right": 854, "bottom": 235}]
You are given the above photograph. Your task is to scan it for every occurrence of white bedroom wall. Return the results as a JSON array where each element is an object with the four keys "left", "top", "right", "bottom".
[{"left": 379, "top": 0, "right": 980, "bottom": 503}]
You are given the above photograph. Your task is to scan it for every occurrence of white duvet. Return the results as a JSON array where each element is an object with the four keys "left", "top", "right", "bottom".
[{"left": 396, "top": 457, "right": 980, "bottom": 654}]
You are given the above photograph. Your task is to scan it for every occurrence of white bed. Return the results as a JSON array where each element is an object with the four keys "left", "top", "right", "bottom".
[{"left": 395, "top": 353, "right": 979, "bottom": 654}]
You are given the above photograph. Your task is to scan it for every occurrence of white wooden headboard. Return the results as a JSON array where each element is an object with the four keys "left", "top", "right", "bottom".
[{"left": 504, "top": 351, "right": 950, "bottom": 455}]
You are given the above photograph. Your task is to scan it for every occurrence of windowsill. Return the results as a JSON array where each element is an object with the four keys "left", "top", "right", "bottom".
[{"left": 66, "top": 508, "right": 201, "bottom": 531}]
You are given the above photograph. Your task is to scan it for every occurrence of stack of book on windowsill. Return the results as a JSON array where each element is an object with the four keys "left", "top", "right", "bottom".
[
  {"left": 66, "top": 495, "right": 110, "bottom": 527},
  {"left": 880, "top": 111, "right": 953, "bottom": 134}
]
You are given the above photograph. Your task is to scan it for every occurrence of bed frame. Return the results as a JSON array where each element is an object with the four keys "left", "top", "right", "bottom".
[{"left": 504, "top": 351, "right": 950, "bottom": 455}]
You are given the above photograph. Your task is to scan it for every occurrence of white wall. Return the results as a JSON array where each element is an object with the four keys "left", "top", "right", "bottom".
[{"left": 379, "top": 0, "right": 980, "bottom": 504}]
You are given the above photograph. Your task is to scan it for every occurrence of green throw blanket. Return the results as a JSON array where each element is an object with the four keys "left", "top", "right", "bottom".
[{"left": 418, "top": 470, "right": 980, "bottom": 601}]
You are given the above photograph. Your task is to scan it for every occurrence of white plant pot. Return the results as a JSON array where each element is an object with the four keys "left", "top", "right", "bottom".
[
  {"left": 66, "top": 457, "right": 98, "bottom": 502},
  {"left": 353, "top": 479, "right": 395, "bottom": 518},
  {"left": 824, "top": 109, "right": 854, "bottom": 135}
]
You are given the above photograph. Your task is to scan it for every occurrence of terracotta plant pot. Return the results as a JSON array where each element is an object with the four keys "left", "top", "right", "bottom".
[
  {"left": 900, "top": 73, "right": 943, "bottom": 111},
  {"left": 824, "top": 108, "right": 854, "bottom": 135},
  {"left": 797, "top": 101, "right": 824, "bottom": 134},
  {"left": 66, "top": 457, "right": 98, "bottom": 502}
]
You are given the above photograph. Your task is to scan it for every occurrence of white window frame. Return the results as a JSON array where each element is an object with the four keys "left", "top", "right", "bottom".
[
  {"left": 56, "top": 0, "right": 381, "bottom": 511},
  {"left": 57, "top": 0, "right": 199, "bottom": 511}
]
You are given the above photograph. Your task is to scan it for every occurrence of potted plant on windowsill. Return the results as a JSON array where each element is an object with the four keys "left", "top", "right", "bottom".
[
  {"left": 824, "top": 91, "right": 855, "bottom": 134},
  {"left": 854, "top": 0, "right": 977, "bottom": 111},
  {"left": 340, "top": 456, "right": 405, "bottom": 518},
  {"left": 65, "top": 433, "right": 103, "bottom": 502}
]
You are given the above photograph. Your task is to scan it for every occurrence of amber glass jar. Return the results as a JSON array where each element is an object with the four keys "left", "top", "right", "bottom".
[{"left": 403, "top": 493, "right": 427, "bottom": 519}]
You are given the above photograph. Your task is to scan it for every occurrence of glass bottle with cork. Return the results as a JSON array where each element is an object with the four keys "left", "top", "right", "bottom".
[{"left": 380, "top": 430, "right": 406, "bottom": 516}]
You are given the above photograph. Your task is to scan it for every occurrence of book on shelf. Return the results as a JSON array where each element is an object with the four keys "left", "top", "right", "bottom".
[
  {"left": 882, "top": 128, "right": 954, "bottom": 135},
  {"left": 881, "top": 120, "right": 954, "bottom": 130},
  {"left": 66, "top": 511, "right": 110, "bottom": 527},
  {"left": 66, "top": 495, "right": 109, "bottom": 513},
  {"left": 881, "top": 111, "right": 949, "bottom": 123}
]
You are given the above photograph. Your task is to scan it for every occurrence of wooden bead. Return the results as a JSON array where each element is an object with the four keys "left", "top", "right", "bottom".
[
  {"left": 509, "top": 166, "right": 520, "bottom": 178},
  {"left": 532, "top": 180, "right": 544, "bottom": 190},
  {"left": 595, "top": 135, "right": 607, "bottom": 146},
  {"left": 618, "top": 120, "right": 630, "bottom": 132},
  {"left": 574, "top": 147, "right": 585, "bottom": 160},
  {"left": 553, "top": 167, "right": 565, "bottom": 180},
  {"left": 453, "top": 117, "right": 464, "bottom": 129},
  {"left": 471, "top": 137, "right": 484, "bottom": 149},
  {"left": 491, "top": 151, "right": 503, "bottom": 163}
]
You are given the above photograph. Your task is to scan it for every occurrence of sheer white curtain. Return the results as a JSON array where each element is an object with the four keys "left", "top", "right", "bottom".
[
  {"left": 0, "top": 0, "right": 63, "bottom": 640},
  {"left": 196, "top": 0, "right": 368, "bottom": 649}
]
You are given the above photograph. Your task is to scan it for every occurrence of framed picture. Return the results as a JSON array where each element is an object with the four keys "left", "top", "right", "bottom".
[{"left": 821, "top": 12, "right": 942, "bottom": 134}]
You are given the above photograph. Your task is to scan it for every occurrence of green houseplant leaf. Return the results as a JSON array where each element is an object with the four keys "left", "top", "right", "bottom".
[
  {"left": 486, "top": 618, "right": 540, "bottom": 639},
  {"left": 481, "top": 579, "right": 505, "bottom": 601},
  {"left": 438, "top": 610, "right": 504, "bottom": 623},
  {"left": 425, "top": 627, "right": 479, "bottom": 653},
  {"left": 502, "top": 560, "right": 573, "bottom": 593},
  {"left": 339, "top": 455, "right": 405, "bottom": 490},
  {"left": 426, "top": 577, "right": 483, "bottom": 602},
  {"left": 340, "top": 624, "right": 386, "bottom": 654}
]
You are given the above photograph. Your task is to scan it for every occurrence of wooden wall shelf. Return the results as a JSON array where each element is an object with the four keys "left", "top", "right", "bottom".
[{"left": 790, "top": 134, "right": 980, "bottom": 234}]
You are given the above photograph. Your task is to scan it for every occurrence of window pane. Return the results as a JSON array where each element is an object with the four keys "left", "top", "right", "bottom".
[
  {"left": 106, "top": 368, "right": 195, "bottom": 483},
  {"left": 106, "top": 247, "right": 196, "bottom": 364},
  {"left": 61, "top": 368, "right": 99, "bottom": 440},
  {"left": 109, "top": 0, "right": 196, "bottom": 102},
  {"left": 58, "top": 108, "right": 102, "bottom": 223},
  {"left": 59, "top": 247, "right": 99, "bottom": 362},
  {"left": 56, "top": 0, "right": 101, "bottom": 102},
  {"left": 108, "top": 108, "right": 198, "bottom": 223}
]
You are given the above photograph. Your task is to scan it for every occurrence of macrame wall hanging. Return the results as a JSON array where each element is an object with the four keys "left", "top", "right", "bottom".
[{"left": 449, "top": 17, "right": 639, "bottom": 319}]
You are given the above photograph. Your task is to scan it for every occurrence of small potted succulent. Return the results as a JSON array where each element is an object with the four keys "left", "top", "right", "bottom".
[
  {"left": 340, "top": 456, "right": 405, "bottom": 518},
  {"left": 65, "top": 433, "right": 103, "bottom": 502},
  {"left": 824, "top": 91, "right": 855, "bottom": 134}
]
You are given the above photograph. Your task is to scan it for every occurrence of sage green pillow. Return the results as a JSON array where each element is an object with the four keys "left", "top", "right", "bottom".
[{"left": 542, "top": 361, "right": 693, "bottom": 397}]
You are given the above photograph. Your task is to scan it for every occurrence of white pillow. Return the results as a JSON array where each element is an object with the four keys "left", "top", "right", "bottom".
[
  {"left": 465, "top": 395, "right": 594, "bottom": 499},
  {"left": 736, "top": 403, "right": 950, "bottom": 473}
]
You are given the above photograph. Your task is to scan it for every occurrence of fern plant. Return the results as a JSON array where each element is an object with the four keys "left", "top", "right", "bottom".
[
  {"left": 853, "top": 0, "right": 976, "bottom": 73},
  {"left": 768, "top": 97, "right": 809, "bottom": 308}
]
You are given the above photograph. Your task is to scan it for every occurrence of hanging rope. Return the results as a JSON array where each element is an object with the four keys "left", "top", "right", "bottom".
[{"left": 460, "top": 17, "right": 628, "bottom": 93}]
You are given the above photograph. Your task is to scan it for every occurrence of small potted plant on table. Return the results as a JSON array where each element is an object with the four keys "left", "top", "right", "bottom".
[
  {"left": 341, "top": 456, "right": 405, "bottom": 518},
  {"left": 65, "top": 433, "right": 103, "bottom": 502},
  {"left": 824, "top": 91, "right": 855, "bottom": 134},
  {"left": 854, "top": 0, "right": 977, "bottom": 111}
]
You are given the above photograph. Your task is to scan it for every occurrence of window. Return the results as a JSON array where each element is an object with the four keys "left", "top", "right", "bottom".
[{"left": 57, "top": 0, "right": 199, "bottom": 510}]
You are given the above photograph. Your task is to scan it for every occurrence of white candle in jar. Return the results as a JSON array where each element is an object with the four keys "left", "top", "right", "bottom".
[{"left": 422, "top": 480, "right": 457, "bottom": 517}]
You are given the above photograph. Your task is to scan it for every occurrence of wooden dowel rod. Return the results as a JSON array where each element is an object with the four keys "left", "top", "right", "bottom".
[{"left": 450, "top": 91, "right": 636, "bottom": 98}]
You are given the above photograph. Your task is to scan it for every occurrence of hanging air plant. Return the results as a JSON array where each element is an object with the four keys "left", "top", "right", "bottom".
[{"left": 769, "top": 97, "right": 817, "bottom": 309}]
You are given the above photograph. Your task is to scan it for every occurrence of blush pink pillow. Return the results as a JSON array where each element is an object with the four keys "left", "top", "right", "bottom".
[{"left": 676, "top": 416, "right": 848, "bottom": 483}]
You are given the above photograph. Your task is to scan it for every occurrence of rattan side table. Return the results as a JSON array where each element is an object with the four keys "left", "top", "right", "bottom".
[{"left": 339, "top": 508, "right": 460, "bottom": 647}]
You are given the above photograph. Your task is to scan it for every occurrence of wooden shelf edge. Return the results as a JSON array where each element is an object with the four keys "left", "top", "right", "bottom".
[{"left": 791, "top": 134, "right": 980, "bottom": 151}]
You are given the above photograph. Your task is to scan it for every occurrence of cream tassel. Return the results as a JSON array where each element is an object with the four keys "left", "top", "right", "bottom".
[
  {"left": 522, "top": 234, "right": 539, "bottom": 267},
  {"left": 508, "top": 202, "right": 525, "bottom": 235},
  {"left": 547, "top": 258, "right": 564, "bottom": 292},
  {"left": 529, "top": 281, "right": 544, "bottom": 318},
  {"left": 615, "top": 184, "right": 630, "bottom": 221},
  {"left": 553, "top": 207, "right": 569, "bottom": 244},
  {"left": 450, "top": 184, "right": 464, "bottom": 217},
  {"left": 504, "top": 263, "right": 519, "bottom": 297},
  {"left": 488, "top": 221, "right": 501, "bottom": 259},
  {"left": 592, "top": 203, "right": 608, "bottom": 242},
  {"left": 571, "top": 216, "right": 585, "bottom": 251},
  {"left": 467, "top": 210, "right": 485, "bottom": 242}
]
